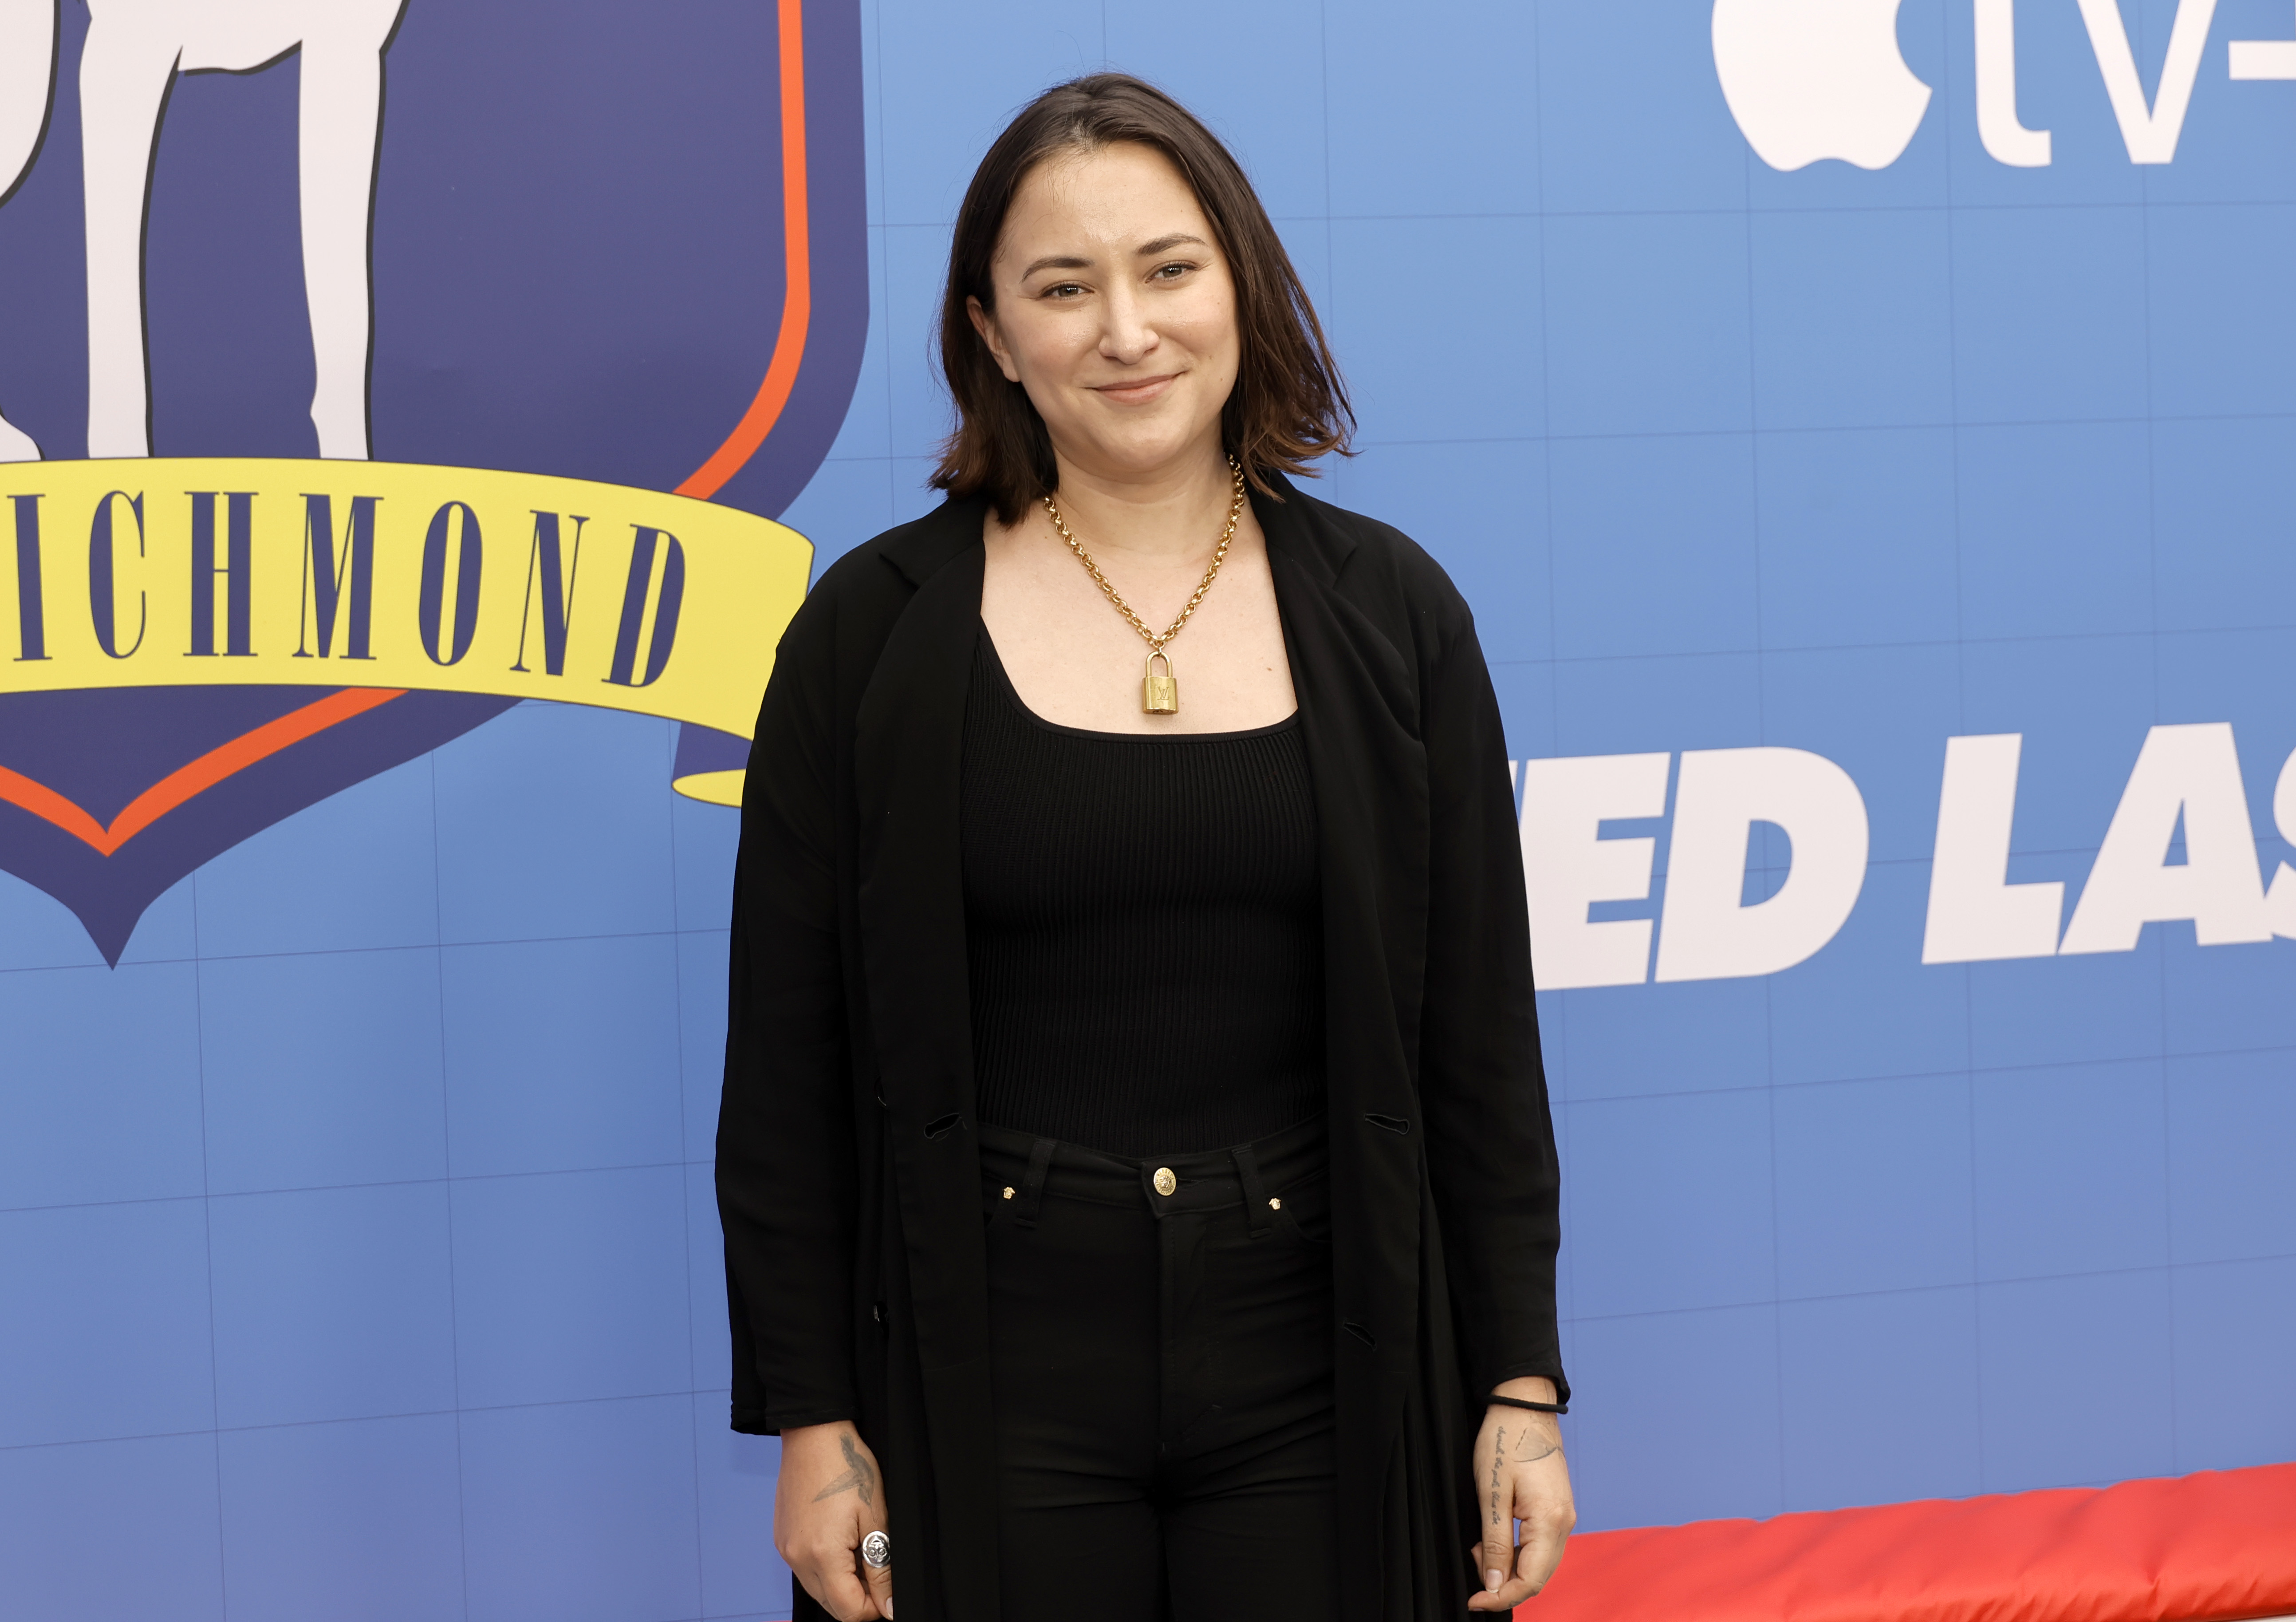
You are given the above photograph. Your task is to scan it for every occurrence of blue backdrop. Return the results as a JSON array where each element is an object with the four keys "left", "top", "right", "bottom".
[{"left": 6, "top": 0, "right": 2296, "bottom": 1617}]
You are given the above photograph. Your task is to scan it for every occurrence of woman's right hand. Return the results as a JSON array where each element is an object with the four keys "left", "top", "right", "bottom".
[{"left": 774, "top": 1421, "right": 893, "bottom": 1620}]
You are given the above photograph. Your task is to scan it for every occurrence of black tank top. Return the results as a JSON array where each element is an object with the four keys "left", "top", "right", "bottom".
[{"left": 960, "top": 627, "right": 1325, "bottom": 1156}]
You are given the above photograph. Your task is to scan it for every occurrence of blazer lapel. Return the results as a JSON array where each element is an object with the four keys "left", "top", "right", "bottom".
[
  {"left": 851, "top": 505, "right": 1003, "bottom": 1618},
  {"left": 1260, "top": 480, "right": 1434, "bottom": 1617}
]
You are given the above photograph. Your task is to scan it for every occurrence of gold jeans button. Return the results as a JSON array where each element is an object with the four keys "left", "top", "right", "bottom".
[{"left": 1152, "top": 1167, "right": 1177, "bottom": 1196}]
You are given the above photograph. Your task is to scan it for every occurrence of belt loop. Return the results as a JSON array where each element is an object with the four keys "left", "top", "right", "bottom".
[
  {"left": 1014, "top": 1138, "right": 1057, "bottom": 1228},
  {"left": 1231, "top": 1143, "right": 1272, "bottom": 1238}
]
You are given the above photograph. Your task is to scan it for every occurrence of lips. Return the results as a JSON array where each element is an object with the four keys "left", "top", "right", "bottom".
[{"left": 1091, "top": 373, "right": 1181, "bottom": 404}]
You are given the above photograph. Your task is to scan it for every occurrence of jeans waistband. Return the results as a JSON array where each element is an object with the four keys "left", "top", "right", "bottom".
[{"left": 977, "top": 1113, "right": 1327, "bottom": 1228}]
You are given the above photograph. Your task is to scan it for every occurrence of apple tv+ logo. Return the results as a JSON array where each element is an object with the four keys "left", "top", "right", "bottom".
[
  {"left": 1713, "top": 0, "right": 2296, "bottom": 171},
  {"left": 1713, "top": 0, "right": 1933, "bottom": 170}
]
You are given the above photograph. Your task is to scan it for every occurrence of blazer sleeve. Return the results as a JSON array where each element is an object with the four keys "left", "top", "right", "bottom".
[
  {"left": 1415, "top": 595, "right": 1570, "bottom": 1404},
  {"left": 717, "top": 591, "right": 861, "bottom": 1434}
]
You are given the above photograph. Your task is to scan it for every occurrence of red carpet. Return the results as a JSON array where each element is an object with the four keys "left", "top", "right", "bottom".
[{"left": 1524, "top": 1463, "right": 2296, "bottom": 1622}]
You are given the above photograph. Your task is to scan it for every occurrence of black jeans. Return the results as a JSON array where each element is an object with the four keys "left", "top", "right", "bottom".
[{"left": 978, "top": 1115, "right": 1339, "bottom": 1622}]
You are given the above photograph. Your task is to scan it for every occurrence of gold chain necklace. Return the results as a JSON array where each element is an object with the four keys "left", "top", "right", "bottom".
[{"left": 1042, "top": 455, "right": 1247, "bottom": 715}]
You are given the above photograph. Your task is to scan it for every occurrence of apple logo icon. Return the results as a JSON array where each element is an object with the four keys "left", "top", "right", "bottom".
[{"left": 1712, "top": 0, "right": 1933, "bottom": 170}]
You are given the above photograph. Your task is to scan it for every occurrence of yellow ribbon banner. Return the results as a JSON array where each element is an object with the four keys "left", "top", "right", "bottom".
[{"left": 0, "top": 459, "right": 812, "bottom": 806}]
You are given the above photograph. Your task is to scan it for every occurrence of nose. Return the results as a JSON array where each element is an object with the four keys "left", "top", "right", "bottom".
[{"left": 1099, "top": 278, "right": 1158, "bottom": 367}]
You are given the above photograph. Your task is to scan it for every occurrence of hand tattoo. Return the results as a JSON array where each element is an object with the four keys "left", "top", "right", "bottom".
[
  {"left": 811, "top": 1431, "right": 878, "bottom": 1508},
  {"left": 1511, "top": 1427, "right": 1560, "bottom": 1465}
]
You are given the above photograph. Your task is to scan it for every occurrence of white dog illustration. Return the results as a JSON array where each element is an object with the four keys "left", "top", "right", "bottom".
[
  {"left": 0, "top": 0, "right": 404, "bottom": 463},
  {"left": 0, "top": 0, "right": 51, "bottom": 461}
]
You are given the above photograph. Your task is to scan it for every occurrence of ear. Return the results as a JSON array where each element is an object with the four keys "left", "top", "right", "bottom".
[{"left": 967, "top": 294, "right": 1023, "bottom": 385}]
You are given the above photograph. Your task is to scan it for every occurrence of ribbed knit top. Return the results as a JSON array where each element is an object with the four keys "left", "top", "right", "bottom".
[{"left": 961, "top": 627, "right": 1325, "bottom": 1157}]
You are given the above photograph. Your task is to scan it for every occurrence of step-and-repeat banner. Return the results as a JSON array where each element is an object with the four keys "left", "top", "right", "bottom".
[{"left": 3, "top": 0, "right": 2290, "bottom": 1616}]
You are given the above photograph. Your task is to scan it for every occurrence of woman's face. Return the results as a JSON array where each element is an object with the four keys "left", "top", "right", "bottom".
[{"left": 971, "top": 141, "right": 1240, "bottom": 484}]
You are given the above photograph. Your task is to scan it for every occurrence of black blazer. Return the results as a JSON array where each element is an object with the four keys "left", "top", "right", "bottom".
[{"left": 718, "top": 474, "right": 1566, "bottom": 1622}]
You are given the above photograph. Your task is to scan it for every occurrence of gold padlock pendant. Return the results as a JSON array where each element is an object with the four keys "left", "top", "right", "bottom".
[{"left": 1142, "top": 649, "right": 1178, "bottom": 714}]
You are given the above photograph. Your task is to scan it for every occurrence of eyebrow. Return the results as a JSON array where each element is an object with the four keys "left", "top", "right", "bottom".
[{"left": 1017, "top": 233, "right": 1209, "bottom": 281}]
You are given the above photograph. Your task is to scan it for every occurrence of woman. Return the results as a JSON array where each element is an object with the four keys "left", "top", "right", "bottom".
[{"left": 718, "top": 73, "right": 1572, "bottom": 1622}]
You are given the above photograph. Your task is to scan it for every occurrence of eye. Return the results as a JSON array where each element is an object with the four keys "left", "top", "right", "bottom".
[
  {"left": 1150, "top": 261, "right": 1194, "bottom": 281},
  {"left": 1040, "top": 281, "right": 1086, "bottom": 300}
]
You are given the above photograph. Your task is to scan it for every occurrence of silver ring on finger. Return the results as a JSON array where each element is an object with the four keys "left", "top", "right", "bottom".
[{"left": 861, "top": 1530, "right": 891, "bottom": 1571}]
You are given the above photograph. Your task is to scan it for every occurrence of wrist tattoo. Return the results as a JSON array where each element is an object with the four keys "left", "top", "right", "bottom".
[{"left": 811, "top": 1430, "right": 878, "bottom": 1508}]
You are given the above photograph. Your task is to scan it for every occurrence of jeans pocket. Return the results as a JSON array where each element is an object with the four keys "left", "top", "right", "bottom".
[{"left": 1271, "top": 1169, "right": 1332, "bottom": 1246}]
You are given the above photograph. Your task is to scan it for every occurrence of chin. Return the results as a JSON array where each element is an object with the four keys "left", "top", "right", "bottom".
[
  {"left": 1101, "top": 445, "right": 1203, "bottom": 482},
  {"left": 1063, "top": 418, "right": 1217, "bottom": 480}
]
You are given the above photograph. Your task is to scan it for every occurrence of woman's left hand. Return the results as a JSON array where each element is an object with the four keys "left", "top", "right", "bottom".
[{"left": 1465, "top": 1377, "right": 1576, "bottom": 1611}]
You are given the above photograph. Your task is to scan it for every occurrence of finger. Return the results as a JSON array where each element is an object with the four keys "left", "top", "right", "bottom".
[
  {"left": 1463, "top": 1539, "right": 1518, "bottom": 1613},
  {"left": 803, "top": 1540, "right": 878, "bottom": 1622},
  {"left": 1475, "top": 1523, "right": 1540, "bottom": 1613},
  {"left": 1481, "top": 1524, "right": 1519, "bottom": 1598},
  {"left": 1482, "top": 1572, "right": 1539, "bottom": 1612},
  {"left": 1512, "top": 1492, "right": 1575, "bottom": 1596},
  {"left": 1486, "top": 1516, "right": 1554, "bottom": 1612},
  {"left": 1470, "top": 1423, "right": 1508, "bottom": 1597},
  {"left": 860, "top": 1515, "right": 894, "bottom": 1619}
]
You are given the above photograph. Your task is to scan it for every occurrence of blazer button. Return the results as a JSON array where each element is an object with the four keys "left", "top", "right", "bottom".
[{"left": 1152, "top": 1167, "right": 1177, "bottom": 1196}]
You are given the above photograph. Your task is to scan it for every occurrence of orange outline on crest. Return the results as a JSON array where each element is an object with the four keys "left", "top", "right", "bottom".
[
  {"left": 0, "top": 687, "right": 404, "bottom": 856},
  {"left": 678, "top": 0, "right": 811, "bottom": 500}
]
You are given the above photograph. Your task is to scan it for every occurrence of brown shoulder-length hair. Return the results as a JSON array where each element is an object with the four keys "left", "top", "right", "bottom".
[{"left": 929, "top": 73, "right": 1353, "bottom": 525}]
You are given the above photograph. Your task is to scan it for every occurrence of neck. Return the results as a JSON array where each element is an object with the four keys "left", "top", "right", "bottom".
[{"left": 1044, "top": 437, "right": 1238, "bottom": 560}]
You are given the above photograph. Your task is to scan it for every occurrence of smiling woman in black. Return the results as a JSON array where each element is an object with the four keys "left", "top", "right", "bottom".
[{"left": 717, "top": 73, "right": 1572, "bottom": 1622}]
